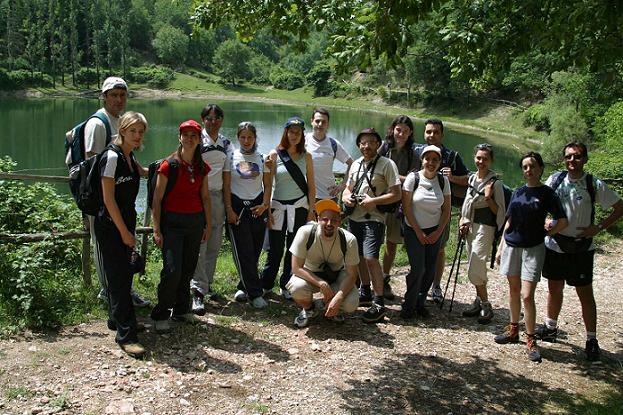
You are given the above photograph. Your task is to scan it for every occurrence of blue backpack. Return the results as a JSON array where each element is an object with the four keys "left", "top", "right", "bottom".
[{"left": 64, "top": 111, "right": 112, "bottom": 168}]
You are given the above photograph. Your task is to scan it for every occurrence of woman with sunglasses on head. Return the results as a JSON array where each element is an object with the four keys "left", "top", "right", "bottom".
[
  {"left": 494, "top": 151, "right": 567, "bottom": 362},
  {"left": 151, "top": 120, "right": 212, "bottom": 333},
  {"left": 96, "top": 111, "right": 149, "bottom": 358},
  {"left": 458, "top": 144, "right": 506, "bottom": 324},
  {"left": 224, "top": 122, "right": 272, "bottom": 308},
  {"left": 261, "top": 117, "right": 316, "bottom": 299}
]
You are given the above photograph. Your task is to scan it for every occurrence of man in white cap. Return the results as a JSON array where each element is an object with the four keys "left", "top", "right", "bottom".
[{"left": 86, "top": 76, "right": 150, "bottom": 308}]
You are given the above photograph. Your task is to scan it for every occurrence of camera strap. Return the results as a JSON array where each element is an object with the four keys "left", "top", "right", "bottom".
[{"left": 354, "top": 155, "right": 379, "bottom": 196}]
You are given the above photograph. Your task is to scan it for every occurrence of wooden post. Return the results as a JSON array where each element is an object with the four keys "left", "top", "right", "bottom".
[
  {"left": 140, "top": 206, "right": 152, "bottom": 276},
  {"left": 81, "top": 216, "right": 92, "bottom": 287}
]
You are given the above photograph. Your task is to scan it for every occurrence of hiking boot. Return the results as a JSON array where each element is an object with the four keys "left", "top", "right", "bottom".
[
  {"left": 431, "top": 287, "right": 443, "bottom": 304},
  {"left": 191, "top": 291, "right": 206, "bottom": 316},
  {"left": 526, "top": 334, "right": 542, "bottom": 362},
  {"left": 120, "top": 342, "right": 146, "bottom": 359},
  {"left": 154, "top": 319, "right": 172, "bottom": 334},
  {"left": 383, "top": 276, "right": 395, "bottom": 300},
  {"left": 131, "top": 291, "right": 151, "bottom": 308},
  {"left": 97, "top": 289, "right": 108, "bottom": 302},
  {"left": 294, "top": 306, "right": 318, "bottom": 328},
  {"left": 250, "top": 296, "right": 268, "bottom": 309},
  {"left": 400, "top": 307, "right": 415, "bottom": 319},
  {"left": 585, "top": 338, "right": 601, "bottom": 362},
  {"left": 478, "top": 302, "right": 494, "bottom": 324},
  {"left": 362, "top": 303, "right": 387, "bottom": 324},
  {"left": 171, "top": 313, "right": 201, "bottom": 325},
  {"left": 494, "top": 324, "right": 519, "bottom": 344},
  {"left": 234, "top": 290, "right": 248, "bottom": 302},
  {"left": 534, "top": 324, "right": 558, "bottom": 342},
  {"left": 359, "top": 286, "right": 373, "bottom": 307},
  {"left": 206, "top": 289, "right": 222, "bottom": 301},
  {"left": 416, "top": 306, "right": 431, "bottom": 319},
  {"left": 462, "top": 298, "right": 482, "bottom": 317},
  {"left": 280, "top": 288, "right": 292, "bottom": 300}
]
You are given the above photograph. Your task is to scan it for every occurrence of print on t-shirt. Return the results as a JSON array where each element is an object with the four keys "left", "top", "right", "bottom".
[{"left": 236, "top": 161, "right": 261, "bottom": 179}]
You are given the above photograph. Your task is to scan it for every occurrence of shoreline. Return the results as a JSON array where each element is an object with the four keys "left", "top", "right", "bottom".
[{"left": 3, "top": 87, "right": 540, "bottom": 147}]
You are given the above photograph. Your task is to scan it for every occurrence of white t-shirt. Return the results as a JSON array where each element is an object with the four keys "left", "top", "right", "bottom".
[
  {"left": 225, "top": 148, "right": 269, "bottom": 200},
  {"left": 84, "top": 108, "right": 119, "bottom": 156},
  {"left": 346, "top": 156, "right": 401, "bottom": 223},
  {"left": 289, "top": 223, "right": 360, "bottom": 273},
  {"left": 404, "top": 171, "right": 451, "bottom": 229},
  {"left": 545, "top": 172, "right": 620, "bottom": 252},
  {"left": 201, "top": 131, "right": 231, "bottom": 191},
  {"left": 305, "top": 133, "right": 352, "bottom": 199}
]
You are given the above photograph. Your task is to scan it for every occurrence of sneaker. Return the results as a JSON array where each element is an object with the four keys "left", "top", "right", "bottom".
[
  {"left": 359, "top": 287, "right": 373, "bottom": 307},
  {"left": 431, "top": 287, "right": 443, "bottom": 304},
  {"left": 171, "top": 313, "right": 201, "bottom": 325},
  {"left": 327, "top": 313, "right": 345, "bottom": 323},
  {"left": 477, "top": 302, "right": 494, "bottom": 324},
  {"left": 585, "top": 338, "right": 601, "bottom": 362},
  {"left": 97, "top": 289, "right": 108, "bottom": 302},
  {"left": 383, "top": 276, "right": 395, "bottom": 300},
  {"left": 131, "top": 291, "right": 151, "bottom": 308},
  {"left": 294, "top": 306, "right": 318, "bottom": 328},
  {"left": 119, "top": 342, "right": 146, "bottom": 359},
  {"left": 494, "top": 324, "right": 519, "bottom": 344},
  {"left": 250, "top": 296, "right": 268, "bottom": 309},
  {"left": 154, "top": 319, "right": 172, "bottom": 334},
  {"left": 462, "top": 298, "right": 481, "bottom": 317},
  {"left": 281, "top": 288, "right": 292, "bottom": 300},
  {"left": 234, "top": 290, "right": 248, "bottom": 302},
  {"left": 534, "top": 324, "right": 558, "bottom": 342},
  {"left": 526, "top": 334, "right": 542, "bottom": 362},
  {"left": 362, "top": 303, "right": 387, "bottom": 324},
  {"left": 191, "top": 291, "right": 206, "bottom": 316}
]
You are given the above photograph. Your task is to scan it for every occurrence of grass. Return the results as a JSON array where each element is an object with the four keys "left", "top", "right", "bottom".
[{"left": 5, "top": 385, "right": 35, "bottom": 400}]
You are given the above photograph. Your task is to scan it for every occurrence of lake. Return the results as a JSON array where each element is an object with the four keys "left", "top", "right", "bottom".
[{"left": 0, "top": 97, "right": 525, "bottom": 210}]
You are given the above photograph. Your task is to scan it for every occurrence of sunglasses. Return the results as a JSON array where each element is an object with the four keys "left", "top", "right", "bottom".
[
  {"left": 564, "top": 154, "right": 585, "bottom": 161},
  {"left": 476, "top": 143, "right": 492, "bottom": 150}
]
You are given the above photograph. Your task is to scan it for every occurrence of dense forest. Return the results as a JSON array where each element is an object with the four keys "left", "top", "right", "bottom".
[{"left": 1, "top": 0, "right": 622, "bottom": 169}]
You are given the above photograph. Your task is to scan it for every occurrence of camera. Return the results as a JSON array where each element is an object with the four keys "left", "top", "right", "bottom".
[{"left": 350, "top": 194, "right": 365, "bottom": 204}]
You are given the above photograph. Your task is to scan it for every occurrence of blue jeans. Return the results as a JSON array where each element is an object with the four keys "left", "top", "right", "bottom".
[{"left": 402, "top": 224, "right": 443, "bottom": 312}]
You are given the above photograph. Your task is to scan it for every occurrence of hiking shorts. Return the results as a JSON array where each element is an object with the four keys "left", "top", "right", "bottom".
[
  {"left": 542, "top": 248, "right": 594, "bottom": 287},
  {"left": 287, "top": 273, "right": 359, "bottom": 313},
  {"left": 348, "top": 220, "right": 385, "bottom": 258},
  {"left": 499, "top": 243, "right": 545, "bottom": 283},
  {"left": 385, "top": 212, "right": 403, "bottom": 244}
]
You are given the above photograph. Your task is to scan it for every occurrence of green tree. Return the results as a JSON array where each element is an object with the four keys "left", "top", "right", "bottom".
[
  {"left": 153, "top": 24, "right": 188, "bottom": 67},
  {"left": 189, "top": 27, "right": 218, "bottom": 70},
  {"left": 213, "top": 39, "right": 252, "bottom": 86},
  {"left": 307, "top": 62, "right": 332, "bottom": 97}
]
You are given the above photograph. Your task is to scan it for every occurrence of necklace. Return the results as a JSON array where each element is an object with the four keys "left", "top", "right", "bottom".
[
  {"left": 187, "top": 163, "right": 195, "bottom": 184},
  {"left": 319, "top": 233, "right": 337, "bottom": 263}
]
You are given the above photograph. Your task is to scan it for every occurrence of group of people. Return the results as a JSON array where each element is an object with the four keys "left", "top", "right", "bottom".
[{"left": 85, "top": 76, "right": 622, "bottom": 364}]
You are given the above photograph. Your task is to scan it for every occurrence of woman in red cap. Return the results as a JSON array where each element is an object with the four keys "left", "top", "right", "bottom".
[{"left": 150, "top": 119, "right": 212, "bottom": 333}]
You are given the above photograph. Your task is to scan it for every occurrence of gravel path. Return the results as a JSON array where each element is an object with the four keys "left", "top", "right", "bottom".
[{"left": 1, "top": 241, "right": 622, "bottom": 414}]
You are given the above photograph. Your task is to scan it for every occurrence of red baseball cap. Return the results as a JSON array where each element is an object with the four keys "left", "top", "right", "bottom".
[{"left": 179, "top": 119, "right": 202, "bottom": 134}]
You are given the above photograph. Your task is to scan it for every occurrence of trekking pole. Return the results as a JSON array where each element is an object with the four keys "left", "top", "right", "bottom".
[
  {"left": 448, "top": 237, "right": 465, "bottom": 313},
  {"left": 440, "top": 231, "right": 462, "bottom": 310}
]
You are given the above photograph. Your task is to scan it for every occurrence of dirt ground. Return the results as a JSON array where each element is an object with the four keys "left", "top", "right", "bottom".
[{"left": 1, "top": 241, "right": 622, "bottom": 415}]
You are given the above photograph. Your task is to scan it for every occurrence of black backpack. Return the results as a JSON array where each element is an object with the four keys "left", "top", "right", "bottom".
[
  {"left": 64, "top": 111, "right": 112, "bottom": 168},
  {"left": 306, "top": 223, "right": 348, "bottom": 257},
  {"left": 147, "top": 158, "right": 180, "bottom": 210},
  {"left": 68, "top": 144, "right": 121, "bottom": 216}
]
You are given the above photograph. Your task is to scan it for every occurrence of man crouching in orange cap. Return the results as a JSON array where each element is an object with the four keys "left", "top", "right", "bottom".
[{"left": 286, "top": 199, "right": 360, "bottom": 327}]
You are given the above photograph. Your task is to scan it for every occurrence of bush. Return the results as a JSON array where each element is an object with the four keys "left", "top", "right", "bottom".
[
  {"left": 248, "top": 54, "right": 274, "bottom": 85},
  {"left": 523, "top": 104, "right": 550, "bottom": 132},
  {"left": 307, "top": 63, "right": 333, "bottom": 97},
  {"left": 75, "top": 68, "right": 98, "bottom": 87},
  {"left": 270, "top": 67, "right": 304, "bottom": 90},
  {"left": 127, "top": 66, "right": 175, "bottom": 88},
  {"left": 0, "top": 157, "right": 90, "bottom": 332},
  {"left": 1, "top": 70, "right": 53, "bottom": 89}
]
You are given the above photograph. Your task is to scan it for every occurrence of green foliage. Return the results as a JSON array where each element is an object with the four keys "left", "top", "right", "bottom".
[
  {"left": 0, "top": 157, "right": 90, "bottom": 332},
  {"left": 540, "top": 94, "right": 589, "bottom": 164},
  {"left": 0, "top": 70, "right": 53, "bottom": 90},
  {"left": 213, "top": 39, "right": 253, "bottom": 86},
  {"left": 522, "top": 104, "right": 550, "bottom": 132},
  {"left": 127, "top": 65, "right": 175, "bottom": 88},
  {"left": 248, "top": 54, "right": 274, "bottom": 85},
  {"left": 153, "top": 24, "right": 189, "bottom": 68},
  {"left": 74, "top": 68, "right": 98, "bottom": 87},
  {"left": 307, "top": 63, "right": 332, "bottom": 97},
  {"left": 270, "top": 67, "right": 305, "bottom": 90},
  {"left": 589, "top": 101, "right": 623, "bottom": 196}
]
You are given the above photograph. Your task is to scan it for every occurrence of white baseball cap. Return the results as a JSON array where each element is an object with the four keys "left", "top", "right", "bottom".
[
  {"left": 101, "top": 76, "right": 128, "bottom": 94},
  {"left": 420, "top": 144, "right": 442, "bottom": 159}
]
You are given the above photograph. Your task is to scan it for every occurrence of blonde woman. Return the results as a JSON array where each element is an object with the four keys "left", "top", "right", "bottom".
[{"left": 94, "top": 111, "right": 148, "bottom": 358}]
